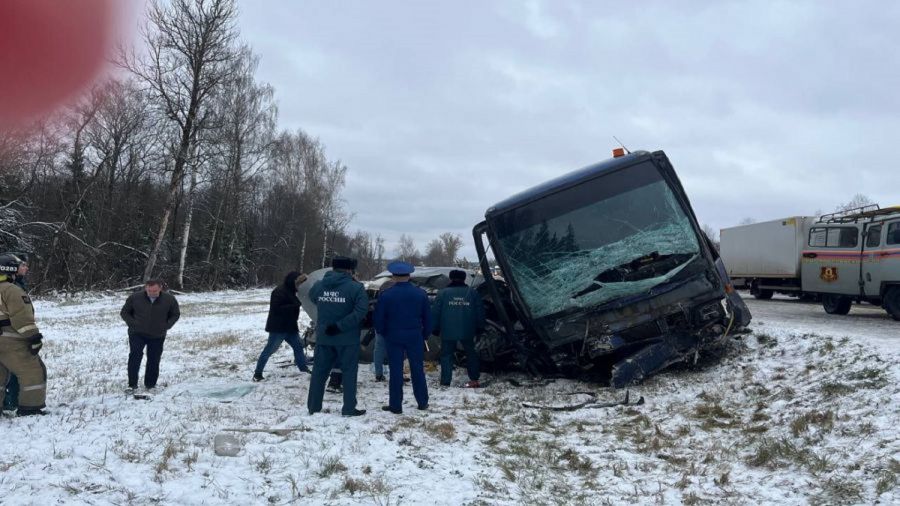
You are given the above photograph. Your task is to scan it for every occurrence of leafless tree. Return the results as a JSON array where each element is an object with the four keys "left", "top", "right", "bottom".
[
  {"left": 396, "top": 234, "right": 420, "bottom": 264},
  {"left": 423, "top": 238, "right": 444, "bottom": 266},
  {"left": 120, "top": 0, "right": 239, "bottom": 281},
  {"left": 1, "top": 0, "right": 361, "bottom": 292},
  {"left": 439, "top": 232, "right": 463, "bottom": 264},
  {"left": 182, "top": 44, "right": 275, "bottom": 287},
  {"left": 836, "top": 193, "right": 875, "bottom": 212},
  {"left": 701, "top": 224, "right": 720, "bottom": 251}
]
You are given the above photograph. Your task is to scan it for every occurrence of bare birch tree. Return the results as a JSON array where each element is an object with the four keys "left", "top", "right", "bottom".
[{"left": 120, "top": 0, "right": 239, "bottom": 281}]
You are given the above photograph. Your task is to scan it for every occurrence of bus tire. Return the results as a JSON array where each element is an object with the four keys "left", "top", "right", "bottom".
[{"left": 822, "top": 294, "right": 852, "bottom": 315}]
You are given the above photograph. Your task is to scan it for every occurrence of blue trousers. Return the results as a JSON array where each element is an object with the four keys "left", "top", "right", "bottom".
[
  {"left": 440, "top": 338, "right": 480, "bottom": 385},
  {"left": 373, "top": 333, "right": 387, "bottom": 376},
  {"left": 386, "top": 338, "right": 428, "bottom": 411},
  {"left": 308, "top": 344, "right": 359, "bottom": 415},
  {"left": 254, "top": 332, "right": 308, "bottom": 375}
]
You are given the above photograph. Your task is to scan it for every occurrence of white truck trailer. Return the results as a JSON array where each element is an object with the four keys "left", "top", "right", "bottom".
[{"left": 719, "top": 216, "right": 816, "bottom": 299}]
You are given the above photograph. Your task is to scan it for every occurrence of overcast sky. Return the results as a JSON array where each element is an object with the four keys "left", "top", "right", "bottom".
[{"left": 235, "top": 1, "right": 900, "bottom": 258}]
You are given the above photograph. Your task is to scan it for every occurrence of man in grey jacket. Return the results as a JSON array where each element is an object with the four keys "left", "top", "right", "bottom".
[{"left": 120, "top": 280, "right": 180, "bottom": 393}]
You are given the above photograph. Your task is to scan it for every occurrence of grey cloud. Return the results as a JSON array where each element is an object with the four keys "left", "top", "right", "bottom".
[{"left": 238, "top": 0, "right": 900, "bottom": 256}]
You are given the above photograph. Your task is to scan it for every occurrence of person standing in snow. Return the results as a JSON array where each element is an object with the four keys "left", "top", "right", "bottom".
[
  {"left": 375, "top": 261, "right": 431, "bottom": 414},
  {"left": 306, "top": 257, "right": 368, "bottom": 417},
  {"left": 253, "top": 271, "right": 310, "bottom": 381},
  {"left": 2, "top": 254, "right": 30, "bottom": 414},
  {"left": 120, "top": 279, "right": 180, "bottom": 395},
  {"left": 0, "top": 252, "right": 47, "bottom": 416},
  {"left": 432, "top": 269, "right": 485, "bottom": 388}
]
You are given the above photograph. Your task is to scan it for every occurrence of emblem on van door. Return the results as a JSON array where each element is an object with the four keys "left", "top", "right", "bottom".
[{"left": 820, "top": 267, "right": 838, "bottom": 283}]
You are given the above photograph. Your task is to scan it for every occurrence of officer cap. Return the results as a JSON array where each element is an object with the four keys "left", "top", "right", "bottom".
[
  {"left": 332, "top": 256, "right": 357, "bottom": 270},
  {"left": 387, "top": 261, "right": 414, "bottom": 276},
  {"left": 448, "top": 269, "right": 467, "bottom": 281}
]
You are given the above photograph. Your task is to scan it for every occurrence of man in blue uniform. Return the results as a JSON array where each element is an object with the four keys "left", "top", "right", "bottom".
[
  {"left": 432, "top": 269, "right": 485, "bottom": 387},
  {"left": 307, "top": 257, "right": 368, "bottom": 417},
  {"left": 374, "top": 261, "right": 430, "bottom": 414}
]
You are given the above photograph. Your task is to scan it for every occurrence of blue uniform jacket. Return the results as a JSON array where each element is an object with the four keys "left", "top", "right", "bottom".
[
  {"left": 431, "top": 283, "right": 486, "bottom": 341},
  {"left": 309, "top": 271, "right": 369, "bottom": 346},
  {"left": 374, "top": 281, "right": 431, "bottom": 344}
]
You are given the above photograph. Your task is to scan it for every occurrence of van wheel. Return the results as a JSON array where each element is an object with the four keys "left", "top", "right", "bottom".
[
  {"left": 754, "top": 289, "right": 774, "bottom": 300},
  {"left": 822, "top": 294, "right": 852, "bottom": 315},
  {"left": 884, "top": 287, "right": 900, "bottom": 321}
]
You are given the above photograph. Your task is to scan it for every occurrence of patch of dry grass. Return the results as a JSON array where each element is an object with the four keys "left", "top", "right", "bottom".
[
  {"left": 187, "top": 332, "right": 241, "bottom": 351},
  {"left": 789, "top": 410, "right": 834, "bottom": 437}
]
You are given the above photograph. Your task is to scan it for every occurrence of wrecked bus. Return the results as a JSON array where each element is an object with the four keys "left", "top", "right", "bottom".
[
  {"left": 472, "top": 149, "right": 751, "bottom": 386},
  {"left": 299, "top": 150, "right": 751, "bottom": 387}
]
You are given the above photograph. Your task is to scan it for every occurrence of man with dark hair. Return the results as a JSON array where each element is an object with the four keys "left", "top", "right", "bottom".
[
  {"left": 253, "top": 271, "right": 310, "bottom": 381},
  {"left": 120, "top": 279, "right": 180, "bottom": 395},
  {"left": 375, "top": 261, "right": 431, "bottom": 414},
  {"left": 307, "top": 256, "right": 368, "bottom": 417},
  {"left": 432, "top": 269, "right": 485, "bottom": 387}
]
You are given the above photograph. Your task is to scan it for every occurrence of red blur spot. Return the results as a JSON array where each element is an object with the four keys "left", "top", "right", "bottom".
[{"left": 0, "top": 0, "right": 117, "bottom": 126}]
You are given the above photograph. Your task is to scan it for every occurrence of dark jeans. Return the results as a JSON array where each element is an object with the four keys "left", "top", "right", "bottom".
[
  {"left": 386, "top": 338, "right": 428, "bottom": 411},
  {"left": 128, "top": 335, "right": 165, "bottom": 388},
  {"left": 2, "top": 374, "right": 18, "bottom": 410},
  {"left": 440, "top": 338, "right": 480, "bottom": 385},
  {"left": 372, "top": 333, "right": 387, "bottom": 376},
  {"left": 307, "top": 344, "right": 359, "bottom": 415},
  {"left": 254, "top": 331, "right": 308, "bottom": 375}
]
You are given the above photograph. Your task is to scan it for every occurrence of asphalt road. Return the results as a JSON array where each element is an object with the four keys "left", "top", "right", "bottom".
[{"left": 741, "top": 292, "right": 899, "bottom": 355}]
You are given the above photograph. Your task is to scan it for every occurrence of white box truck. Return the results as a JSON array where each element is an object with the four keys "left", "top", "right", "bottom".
[{"left": 719, "top": 216, "right": 816, "bottom": 299}]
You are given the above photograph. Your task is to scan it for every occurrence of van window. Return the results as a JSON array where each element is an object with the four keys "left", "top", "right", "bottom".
[
  {"left": 888, "top": 222, "right": 900, "bottom": 245},
  {"left": 808, "top": 227, "right": 859, "bottom": 248},
  {"left": 865, "top": 225, "right": 882, "bottom": 248}
]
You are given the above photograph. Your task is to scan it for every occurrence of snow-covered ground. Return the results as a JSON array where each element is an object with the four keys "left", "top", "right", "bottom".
[{"left": 1, "top": 290, "right": 898, "bottom": 505}]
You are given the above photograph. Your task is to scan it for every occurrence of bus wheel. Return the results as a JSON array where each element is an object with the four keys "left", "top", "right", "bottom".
[
  {"left": 884, "top": 287, "right": 900, "bottom": 321},
  {"left": 822, "top": 294, "right": 852, "bottom": 315}
]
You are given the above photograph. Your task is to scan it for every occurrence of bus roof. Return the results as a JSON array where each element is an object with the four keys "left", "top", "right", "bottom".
[{"left": 484, "top": 150, "right": 658, "bottom": 219}]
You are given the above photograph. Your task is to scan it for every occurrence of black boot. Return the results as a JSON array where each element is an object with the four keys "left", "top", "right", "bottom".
[
  {"left": 327, "top": 372, "right": 343, "bottom": 393},
  {"left": 17, "top": 407, "right": 47, "bottom": 417}
]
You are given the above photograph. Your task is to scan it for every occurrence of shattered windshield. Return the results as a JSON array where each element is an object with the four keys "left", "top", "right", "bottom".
[{"left": 494, "top": 161, "right": 700, "bottom": 318}]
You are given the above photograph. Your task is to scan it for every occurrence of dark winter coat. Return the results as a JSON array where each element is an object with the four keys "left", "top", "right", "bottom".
[
  {"left": 265, "top": 272, "right": 303, "bottom": 333},
  {"left": 374, "top": 281, "right": 431, "bottom": 344},
  {"left": 431, "top": 281, "right": 486, "bottom": 341},
  {"left": 120, "top": 290, "right": 180, "bottom": 339},
  {"left": 309, "top": 270, "right": 368, "bottom": 347}
]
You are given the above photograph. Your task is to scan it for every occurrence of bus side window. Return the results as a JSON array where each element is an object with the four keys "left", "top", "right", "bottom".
[{"left": 865, "top": 225, "right": 882, "bottom": 248}]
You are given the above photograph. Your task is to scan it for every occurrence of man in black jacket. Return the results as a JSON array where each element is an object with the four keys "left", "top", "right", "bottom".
[
  {"left": 253, "top": 271, "right": 309, "bottom": 381},
  {"left": 120, "top": 280, "right": 180, "bottom": 393}
]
